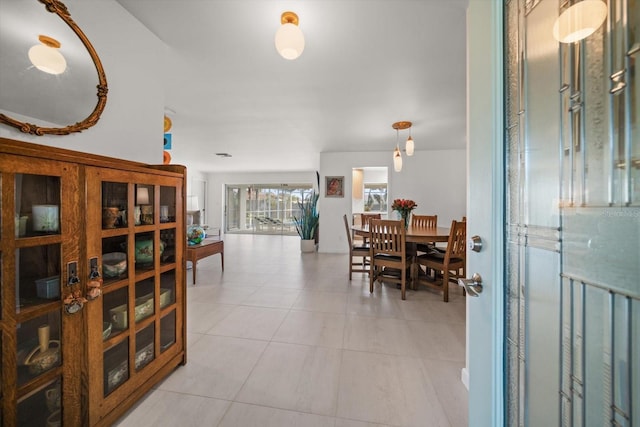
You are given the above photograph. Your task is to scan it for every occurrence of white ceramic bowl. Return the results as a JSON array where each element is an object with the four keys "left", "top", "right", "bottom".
[{"left": 103, "top": 252, "right": 127, "bottom": 278}]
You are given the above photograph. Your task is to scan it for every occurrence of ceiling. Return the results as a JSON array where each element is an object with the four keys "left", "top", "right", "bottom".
[{"left": 115, "top": 0, "right": 469, "bottom": 173}]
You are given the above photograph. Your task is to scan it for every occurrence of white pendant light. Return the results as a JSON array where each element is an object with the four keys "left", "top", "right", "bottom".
[
  {"left": 393, "top": 146, "right": 403, "bottom": 172},
  {"left": 553, "top": 0, "right": 608, "bottom": 44},
  {"left": 391, "top": 121, "right": 413, "bottom": 171},
  {"left": 405, "top": 135, "right": 415, "bottom": 156},
  {"left": 275, "top": 11, "right": 305, "bottom": 60},
  {"left": 28, "top": 35, "right": 66, "bottom": 75}
]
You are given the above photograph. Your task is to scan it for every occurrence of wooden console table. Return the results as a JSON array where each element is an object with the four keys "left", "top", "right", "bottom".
[{"left": 186, "top": 237, "right": 224, "bottom": 284}]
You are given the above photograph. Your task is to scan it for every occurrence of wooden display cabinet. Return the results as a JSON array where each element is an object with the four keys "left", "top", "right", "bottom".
[{"left": 0, "top": 138, "right": 187, "bottom": 426}]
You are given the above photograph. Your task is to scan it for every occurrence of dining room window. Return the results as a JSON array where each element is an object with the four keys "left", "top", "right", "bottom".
[{"left": 364, "top": 183, "right": 387, "bottom": 212}]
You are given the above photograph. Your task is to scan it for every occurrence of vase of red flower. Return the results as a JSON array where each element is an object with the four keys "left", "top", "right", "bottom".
[{"left": 391, "top": 199, "right": 417, "bottom": 229}]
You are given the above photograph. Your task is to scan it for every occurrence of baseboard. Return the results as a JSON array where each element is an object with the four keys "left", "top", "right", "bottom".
[{"left": 461, "top": 367, "right": 469, "bottom": 390}]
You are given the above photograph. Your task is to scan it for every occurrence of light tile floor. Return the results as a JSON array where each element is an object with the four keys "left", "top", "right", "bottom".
[{"left": 115, "top": 234, "right": 468, "bottom": 427}]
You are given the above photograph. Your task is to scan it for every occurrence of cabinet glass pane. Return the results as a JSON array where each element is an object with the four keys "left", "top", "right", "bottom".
[
  {"left": 104, "top": 287, "right": 128, "bottom": 335},
  {"left": 134, "top": 232, "right": 156, "bottom": 273},
  {"left": 104, "top": 339, "right": 128, "bottom": 396},
  {"left": 102, "top": 235, "right": 128, "bottom": 283},
  {"left": 160, "top": 270, "right": 176, "bottom": 309},
  {"left": 160, "top": 310, "right": 176, "bottom": 353},
  {"left": 135, "top": 278, "right": 154, "bottom": 324},
  {"left": 160, "top": 228, "right": 176, "bottom": 266},
  {"left": 17, "top": 377, "right": 61, "bottom": 427},
  {"left": 135, "top": 324, "right": 155, "bottom": 371},
  {"left": 159, "top": 186, "right": 176, "bottom": 223},
  {"left": 16, "top": 244, "right": 60, "bottom": 311},
  {"left": 17, "top": 313, "right": 61, "bottom": 386},
  {"left": 135, "top": 184, "right": 154, "bottom": 226},
  {"left": 16, "top": 174, "right": 60, "bottom": 236},
  {"left": 101, "top": 182, "right": 127, "bottom": 229}
]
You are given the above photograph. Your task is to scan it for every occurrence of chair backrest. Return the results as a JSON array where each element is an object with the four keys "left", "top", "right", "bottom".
[
  {"left": 343, "top": 214, "right": 354, "bottom": 247},
  {"left": 352, "top": 213, "right": 361, "bottom": 227},
  {"left": 444, "top": 220, "right": 467, "bottom": 262},
  {"left": 411, "top": 214, "right": 437, "bottom": 228},
  {"left": 361, "top": 213, "right": 381, "bottom": 227},
  {"left": 369, "top": 219, "right": 406, "bottom": 257}
]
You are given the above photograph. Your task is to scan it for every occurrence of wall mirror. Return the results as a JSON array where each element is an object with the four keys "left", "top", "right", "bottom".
[{"left": 0, "top": 0, "right": 108, "bottom": 135}]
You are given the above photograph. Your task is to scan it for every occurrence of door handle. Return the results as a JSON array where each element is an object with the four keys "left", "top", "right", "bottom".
[{"left": 458, "top": 273, "right": 483, "bottom": 297}]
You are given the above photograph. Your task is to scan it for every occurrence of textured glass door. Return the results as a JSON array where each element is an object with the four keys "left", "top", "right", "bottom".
[{"left": 504, "top": 0, "right": 639, "bottom": 425}]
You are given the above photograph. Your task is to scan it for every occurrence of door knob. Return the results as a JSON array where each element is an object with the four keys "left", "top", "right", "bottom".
[{"left": 458, "top": 273, "right": 483, "bottom": 297}]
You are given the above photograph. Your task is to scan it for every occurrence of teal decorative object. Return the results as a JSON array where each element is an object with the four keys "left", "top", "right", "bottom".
[
  {"left": 134, "top": 239, "right": 165, "bottom": 264},
  {"left": 187, "top": 226, "right": 206, "bottom": 245}
]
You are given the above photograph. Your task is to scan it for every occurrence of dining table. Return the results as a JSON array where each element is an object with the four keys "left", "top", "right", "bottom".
[
  {"left": 351, "top": 223, "right": 451, "bottom": 290},
  {"left": 351, "top": 224, "right": 450, "bottom": 244}
]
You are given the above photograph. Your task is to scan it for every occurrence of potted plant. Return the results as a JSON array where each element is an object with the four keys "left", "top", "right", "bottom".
[{"left": 294, "top": 191, "right": 319, "bottom": 252}]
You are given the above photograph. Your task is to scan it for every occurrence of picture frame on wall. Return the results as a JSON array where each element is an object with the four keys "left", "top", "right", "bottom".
[{"left": 325, "top": 176, "right": 344, "bottom": 198}]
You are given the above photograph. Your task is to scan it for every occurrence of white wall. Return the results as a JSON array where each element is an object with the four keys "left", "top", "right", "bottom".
[
  {"left": 0, "top": 0, "right": 166, "bottom": 164},
  {"left": 205, "top": 171, "right": 318, "bottom": 232},
  {"left": 319, "top": 149, "right": 466, "bottom": 253}
]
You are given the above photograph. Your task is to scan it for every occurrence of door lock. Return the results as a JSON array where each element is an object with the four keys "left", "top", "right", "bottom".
[
  {"left": 458, "top": 273, "right": 483, "bottom": 297},
  {"left": 468, "top": 235, "right": 483, "bottom": 252}
]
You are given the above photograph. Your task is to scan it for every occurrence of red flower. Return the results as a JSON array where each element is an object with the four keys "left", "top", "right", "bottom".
[{"left": 391, "top": 199, "right": 417, "bottom": 215}]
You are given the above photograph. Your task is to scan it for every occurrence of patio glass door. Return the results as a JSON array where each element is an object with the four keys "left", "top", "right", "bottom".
[{"left": 225, "top": 184, "right": 313, "bottom": 235}]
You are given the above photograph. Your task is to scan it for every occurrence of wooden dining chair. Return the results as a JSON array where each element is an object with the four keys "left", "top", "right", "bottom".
[
  {"left": 353, "top": 213, "right": 381, "bottom": 245},
  {"left": 411, "top": 214, "right": 438, "bottom": 254},
  {"left": 361, "top": 213, "right": 381, "bottom": 225},
  {"left": 368, "top": 219, "right": 412, "bottom": 300},
  {"left": 415, "top": 220, "right": 466, "bottom": 302},
  {"left": 343, "top": 214, "right": 370, "bottom": 279},
  {"left": 411, "top": 214, "right": 437, "bottom": 228}
]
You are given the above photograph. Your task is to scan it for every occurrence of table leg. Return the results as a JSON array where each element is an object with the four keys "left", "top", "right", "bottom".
[{"left": 192, "top": 259, "right": 197, "bottom": 285}]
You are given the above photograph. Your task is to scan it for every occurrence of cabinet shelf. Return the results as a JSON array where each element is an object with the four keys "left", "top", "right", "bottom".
[
  {"left": 14, "top": 235, "right": 61, "bottom": 248},
  {"left": 16, "top": 300, "right": 61, "bottom": 322},
  {"left": 17, "top": 367, "right": 62, "bottom": 399}
]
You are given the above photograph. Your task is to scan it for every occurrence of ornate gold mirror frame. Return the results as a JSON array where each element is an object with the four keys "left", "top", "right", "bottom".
[{"left": 0, "top": 0, "right": 108, "bottom": 135}]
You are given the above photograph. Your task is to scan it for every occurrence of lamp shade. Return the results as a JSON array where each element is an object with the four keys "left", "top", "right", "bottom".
[
  {"left": 405, "top": 136, "right": 414, "bottom": 156},
  {"left": 275, "top": 12, "right": 305, "bottom": 60},
  {"left": 393, "top": 147, "right": 403, "bottom": 172},
  {"left": 28, "top": 40, "right": 66, "bottom": 75},
  {"left": 186, "top": 195, "right": 199, "bottom": 211},
  {"left": 136, "top": 187, "right": 150, "bottom": 205},
  {"left": 553, "top": 0, "right": 607, "bottom": 43}
]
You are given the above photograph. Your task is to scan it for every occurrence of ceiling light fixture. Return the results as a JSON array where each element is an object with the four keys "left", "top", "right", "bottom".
[
  {"left": 275, "top": 11, "right": 305, "bottom": 60},
  {"left": 552, "top": 0, "right": 608, "bottom": 44},
  {"left": 392, "top": 121, "right": 413, "bottom": 172},
  {"left": 215, "top": 153, "right": 232, "bottom": 158},
  {"left": 28, "top": 35, "right": 67, "bottom": 75},
  {"left": 406, "top": 130, "right": 415, "bottom": 156}
]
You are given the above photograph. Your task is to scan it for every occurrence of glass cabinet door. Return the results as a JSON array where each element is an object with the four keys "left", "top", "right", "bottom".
[
  {"left": 84, "top": 167, "right": 184, "bottom": 422},
  {"left": 0, "top": 155, "right": 82, "bottom": 426}
]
